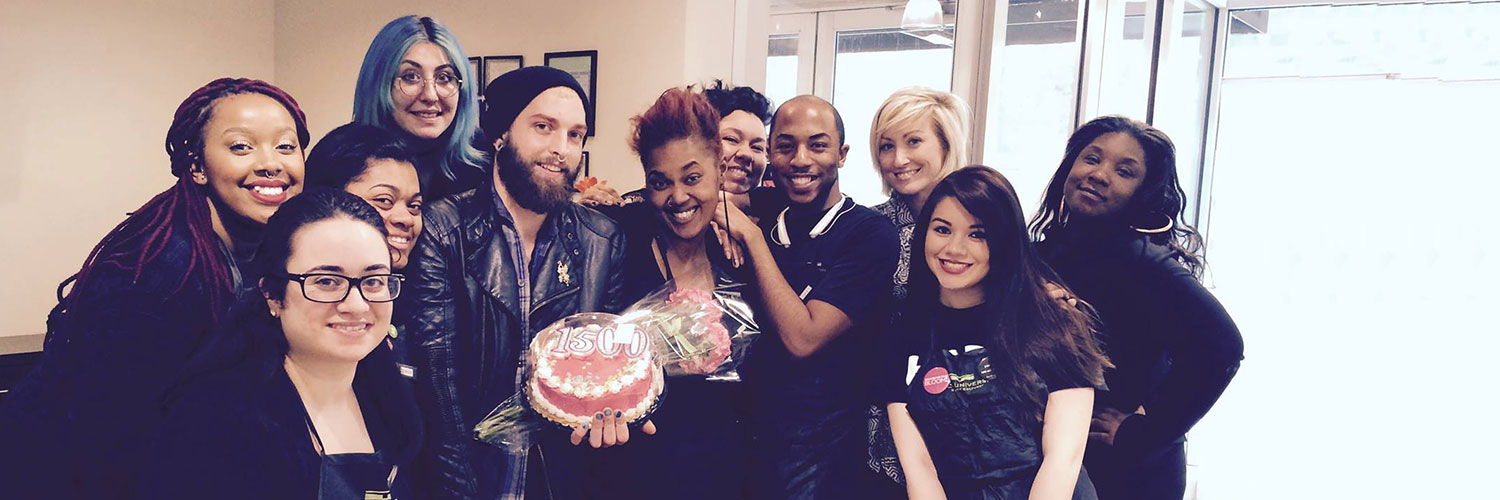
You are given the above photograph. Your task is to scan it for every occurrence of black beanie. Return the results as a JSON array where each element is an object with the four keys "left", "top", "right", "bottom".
[{"left": 481, "top": 66, "right": 591, "bottom": 142}]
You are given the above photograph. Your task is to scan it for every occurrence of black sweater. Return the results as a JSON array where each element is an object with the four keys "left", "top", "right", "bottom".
[
  {"left": 1039, "top": 226, "right": 1244, "bottom": 455},
  {"left": 0, "top": 217, "right": 224, "bottom": 498},
  {"left": 136, "top": 366, "right": 413, "bottom": 499}
]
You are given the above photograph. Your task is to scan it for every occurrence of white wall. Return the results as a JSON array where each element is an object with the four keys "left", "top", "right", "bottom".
[
  {"left": 0, "top": 0, "right": 276, "bottom": 337},
  {"left": 0, "top": 0, "right": 744, "bottom": 338}
]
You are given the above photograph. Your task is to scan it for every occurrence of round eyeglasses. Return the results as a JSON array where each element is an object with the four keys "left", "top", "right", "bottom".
[
  {"left": 393, "top": 70, "right": 462, "bottom": 98},
  {"left": 277, "top": 272, "right": 403, "bottom": 304}
]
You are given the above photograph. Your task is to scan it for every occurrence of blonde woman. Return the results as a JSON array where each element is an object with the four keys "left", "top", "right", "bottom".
[
  {"left": 869, "top": 87, "right": 971, "bottom": 301},
  {"left": 864, "top": 87, "right": 972, "bottom": 487}
]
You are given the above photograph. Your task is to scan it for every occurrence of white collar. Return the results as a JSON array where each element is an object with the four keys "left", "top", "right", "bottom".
[{"left": 771, "top": 193, "right": 853, "bottom": 248}]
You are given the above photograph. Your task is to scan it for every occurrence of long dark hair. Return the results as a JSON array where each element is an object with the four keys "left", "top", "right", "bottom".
[
  {"left": 1027, "top": 116, "right": 1205, "bottom": 278},
  {"left": 62, "top": 78, "right": 310, "bottom": 328},
  {"left": 166, "top": 188, "right": 422, "bottom": 463},
  {"left": 910, "top": 166, "right": 1109, "bottom": 419}
]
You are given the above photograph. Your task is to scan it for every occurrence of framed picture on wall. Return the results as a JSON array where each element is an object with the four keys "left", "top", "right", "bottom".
[
  {"left": 483, "top": 55, "right": 524, "bottom": 88},
  {"left": 467, "top": 57, "right": 484, "bottom": 97},
  {"left": 544, "top": 50, "right": 597, "bottom": 136},
  {"left": 580, "top": 151, "right": 590, "bottom": 178}
]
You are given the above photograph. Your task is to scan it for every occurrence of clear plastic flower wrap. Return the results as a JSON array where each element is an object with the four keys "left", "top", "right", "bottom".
[
  {"left": 474, "top": 280, "right": 759, "bottom": 451},
  {"left": 619, "top": 279, "right": 760, "bottom": 381}
]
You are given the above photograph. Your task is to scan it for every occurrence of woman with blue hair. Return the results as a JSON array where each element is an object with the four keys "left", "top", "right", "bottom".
[{"left": 354, "top": 15, "right": 487, "bottom": 200}]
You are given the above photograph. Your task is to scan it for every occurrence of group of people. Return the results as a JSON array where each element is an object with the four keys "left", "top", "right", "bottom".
[{"left": 0, "top": 13, "right": 1244, "bottom": 500}]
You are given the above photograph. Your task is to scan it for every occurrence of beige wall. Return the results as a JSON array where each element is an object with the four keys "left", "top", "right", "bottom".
[
  {"left": 0, "top": 0, "right": 745, "bottom": 338},
  {"left": 273, "top": 0, "right": 721, "bottom": 194},
  {"left": 0, "top": 0, "right": 277, "bottom": 337}
]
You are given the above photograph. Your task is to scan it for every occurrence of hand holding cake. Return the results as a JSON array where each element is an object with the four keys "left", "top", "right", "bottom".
[{"left": 568, "top": 407, "right": 658, "bottom": 448}]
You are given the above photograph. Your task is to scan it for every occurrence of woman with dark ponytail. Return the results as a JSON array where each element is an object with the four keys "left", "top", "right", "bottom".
[
  {"left": 137, "top": 188, "right": 422, "bottom": 499},
  {"left": 0, "top": 78, "right": 310, "bottom": 498},
  {"left": 1029, "top": 116, "right": 1243, "bottom": 500}
]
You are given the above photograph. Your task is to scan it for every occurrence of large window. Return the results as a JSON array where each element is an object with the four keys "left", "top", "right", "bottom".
[
  {"left": 767, "top": 1, "right": 960, "bottom": 206},
  {"left": 1187, "top": 3, "right": 1500, "bottom": 499},
  {"left": 758, "top": 1, "right": 1500, "bottom": 498},
  {"left": 831, "top": 25, "right": 956, "bottom": 205},
  {"left": 982, "top": 0, "right": 1086, "bottom": 215}
]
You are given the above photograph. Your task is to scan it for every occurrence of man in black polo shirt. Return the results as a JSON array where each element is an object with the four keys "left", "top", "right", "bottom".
[{"left": 720, "top": 95, "right": 899, "bottom": 498}]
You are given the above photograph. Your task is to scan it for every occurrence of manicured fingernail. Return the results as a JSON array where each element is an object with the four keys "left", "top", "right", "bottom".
[
  {"left": 595, "top": 413, "right": 603, "bottom": 420},
  {"left": 583, "top": 423, "right": 590, "bottom": 430},
  {"left": 615, "top": 410, "right": 622, "bottom": 418}
]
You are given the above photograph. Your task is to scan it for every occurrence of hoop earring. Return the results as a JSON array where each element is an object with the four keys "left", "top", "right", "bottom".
[
  {"left": 1056, "top": 196, "right": 1069, "bottom": 226},
  {"left": 1134, "top": 214, "right": 1173, "bottom": 234}
]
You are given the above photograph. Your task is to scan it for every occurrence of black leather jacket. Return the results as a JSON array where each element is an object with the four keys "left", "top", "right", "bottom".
[{"left": 407, "top": 186, "right": 626, "bottom": 499}]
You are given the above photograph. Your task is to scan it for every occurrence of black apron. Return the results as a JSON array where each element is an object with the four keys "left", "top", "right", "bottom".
[
  {"left": 903, "top": 314, "right": 1096, "bottom": 500},
  {"left": 304, "top": 415, "right": 398, "bottom": 500}
]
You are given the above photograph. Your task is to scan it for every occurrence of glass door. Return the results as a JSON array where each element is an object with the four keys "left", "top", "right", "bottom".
[
  {"left": 766, "top": 2, "right": 961, "bottom": 206},
  {"left": 767, "top": 12, "right": 817, "bottom": 108}
]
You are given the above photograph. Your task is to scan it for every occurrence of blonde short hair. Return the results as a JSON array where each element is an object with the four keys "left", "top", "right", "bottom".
[{"left": 868, "top": 87, "right": 971, "bottom": 196}]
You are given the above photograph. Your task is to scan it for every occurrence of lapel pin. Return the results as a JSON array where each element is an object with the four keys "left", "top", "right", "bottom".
[{"left": 557, "top": 260, "right": 571, "bottom": 287}]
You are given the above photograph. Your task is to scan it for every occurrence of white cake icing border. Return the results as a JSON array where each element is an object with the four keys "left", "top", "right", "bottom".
[{"left": 529, "top": 363, "right": 664, "bottom": 427}]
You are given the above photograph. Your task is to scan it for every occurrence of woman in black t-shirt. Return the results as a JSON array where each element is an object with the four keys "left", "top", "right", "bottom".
[
  {"left": 1028, "top": 116, "right": 1243, "bottom": 500},
  {"left": 885, "top": 166, "right": 1109, "bottom": 499}
]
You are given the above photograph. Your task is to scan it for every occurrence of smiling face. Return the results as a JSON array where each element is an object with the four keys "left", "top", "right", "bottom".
[
  {"left": 925, "top": 197, "right": 990, "bottom": 309},
  {"left": 271, "top": 218, "right": 393, "bottom": 366},
  {"left": 1062, "top": 132, "right": 1146, "bottom": 219},
  {"left": 389, "top": 41, "right": 459, "bottom": 140},
  {"left": 770, "top": 98, "right": 848, "bottom": 209},
  {"left": 192, "top": 93, "right": 305, "bottom": 225},
  {"left": 494, "top": 86, "right": 587, "bottom": 213},
  {"left": 717, "top": 110, "right": 768, "bottom": 194},
  {"left": 344, "top": 159, "right": 423, "bottom": 270},
  {"left": 877, "top": 119, "right": 946, "bottom": 200},
  {"left": 646, "top": 137, "right": 721, "bottom": 241}
]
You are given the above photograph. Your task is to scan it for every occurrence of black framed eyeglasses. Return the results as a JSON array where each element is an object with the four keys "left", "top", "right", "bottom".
[
  {"left": 277, "top": 272, "right": 404, "bottom": 304},
  {"left": 393, "top": 70, "right": 462, "bottom": 98}
]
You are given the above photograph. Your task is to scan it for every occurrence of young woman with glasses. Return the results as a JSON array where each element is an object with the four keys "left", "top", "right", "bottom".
[
  {"left": 353, "top": 15, "right": 487, "bottom": 200},
  {"left": 0, "top": 78, "right": 310, "bottom": 498},
  {"left": 305, "top": 123, "right": 424, "bottom": 364},
  {"left": 137, "top": 189, "right": 423, "bottom": 499}
]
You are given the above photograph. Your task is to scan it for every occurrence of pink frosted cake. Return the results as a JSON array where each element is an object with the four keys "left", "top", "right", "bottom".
[{"left": 528, "top": 318, "right": 664, "bottom": 427}]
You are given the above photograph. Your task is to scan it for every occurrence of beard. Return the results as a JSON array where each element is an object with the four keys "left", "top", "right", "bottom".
[{"left": 494, "top": 139, "right": 578, "bottom": 213}]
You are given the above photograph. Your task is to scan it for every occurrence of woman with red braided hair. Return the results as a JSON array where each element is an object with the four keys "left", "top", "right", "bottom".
[{"left": 0, "top": 78, "right": 311, "bottom": 498}]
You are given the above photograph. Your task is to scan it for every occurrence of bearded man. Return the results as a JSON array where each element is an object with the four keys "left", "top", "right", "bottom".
[{"left": 407, "top": 66, "right": 634, "bottom": 500}]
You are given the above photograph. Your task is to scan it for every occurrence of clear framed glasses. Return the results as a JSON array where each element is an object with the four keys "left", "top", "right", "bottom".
[
  {"left": 393, "top": 70, "right": 462, "bottom": 98},
  {"left": 278, "top": 272, "right": 404, "bottom": 304}
]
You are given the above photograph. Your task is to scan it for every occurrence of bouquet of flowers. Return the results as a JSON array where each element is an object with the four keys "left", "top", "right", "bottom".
[{"left": 618, "top": 281, "right": 760, "bottom": 380}]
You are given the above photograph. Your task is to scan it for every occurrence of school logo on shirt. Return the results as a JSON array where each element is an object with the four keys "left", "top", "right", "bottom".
[{"left": 923, "top": 366, "right": 950, "bottom": 394}]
